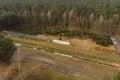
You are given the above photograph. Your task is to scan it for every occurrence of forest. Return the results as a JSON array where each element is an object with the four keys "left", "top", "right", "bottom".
[
  {"left": 0, "top": 0, "right": 119, "bottom": 29},
  {"left": 0, "top": 0, "right": 120, "bottom": 46}
]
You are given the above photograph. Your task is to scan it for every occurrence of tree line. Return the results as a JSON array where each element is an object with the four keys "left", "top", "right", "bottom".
[{"left": 0, "top": 0, "right": 119, "bottom": 32}]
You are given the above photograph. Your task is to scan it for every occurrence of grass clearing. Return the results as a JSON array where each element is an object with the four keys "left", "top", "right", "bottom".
[
  {"left": 4, "top": 63, "right": 82, "bottom": 80},
  {"left": 5, "top": 35, "right": 120, "bottom": 68},
  {"left": 10, "top": 46, "right": 120, "bottom": 80}
]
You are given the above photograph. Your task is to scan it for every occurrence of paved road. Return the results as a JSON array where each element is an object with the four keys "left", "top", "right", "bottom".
[
  {"left": 18, "top": 46, "right": 119, "bottom": 80},
  {"left": 108, "top": 31, "right": 120, "bottom": 54}
]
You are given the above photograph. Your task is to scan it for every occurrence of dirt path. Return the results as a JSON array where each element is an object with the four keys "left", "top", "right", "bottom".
[
  {"left": 0, "top": 72, "right": 4, "bottom": 80},
  {"left": 27, "top": 55, "right": 81, "bottom": 76},
  {"left": 18, "top": 46, "right": 119, "bottom": 80}
]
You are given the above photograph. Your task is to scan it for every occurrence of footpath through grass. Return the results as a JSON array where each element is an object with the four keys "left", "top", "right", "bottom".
[
  {"left": 6, "top": 35, "right": 120, "bottom": 68},
  {"left": 17, "top": 46, "right": 119, "bottom": 80}
]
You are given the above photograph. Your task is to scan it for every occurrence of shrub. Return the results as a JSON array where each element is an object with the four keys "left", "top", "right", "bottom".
[
  {"left": 0, "top": 34, "right": 16, "bottom": 63},
  {"left": 114, "top": 72, "right": 120, "bottom": 80},
  {"left": 19, "top": 26, "right": 113, "bottom": 46}
]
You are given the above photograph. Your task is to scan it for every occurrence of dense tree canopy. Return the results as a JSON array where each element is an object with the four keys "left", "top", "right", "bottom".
[
  {"left": 0, "top": 0, "right": 119, "bottom": 34},
  {"left": 0, "top": 0, "right": 117, "bottom": 47},
  {"left": 0, "top": 12, "right": 20, "bottom": 29}
]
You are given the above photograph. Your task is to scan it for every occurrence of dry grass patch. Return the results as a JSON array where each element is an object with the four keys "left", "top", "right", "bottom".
[
  {"left": 38, "top": 34, "right": 116, "bottom": 54},
  {"left": 4, "top": 63, "right": 81, "bottom": 80},
  {"left": 5, "top": 35, "right": 120, "bottom": 67}
]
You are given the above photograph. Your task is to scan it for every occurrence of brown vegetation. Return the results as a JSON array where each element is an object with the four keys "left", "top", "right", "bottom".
[{"left": 95, "top": 47, "right": 116, "bottom": 54}]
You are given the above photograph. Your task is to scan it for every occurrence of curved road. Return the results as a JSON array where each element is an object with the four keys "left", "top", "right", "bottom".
[{"left": 18, "top": 46, "right": 119, "bottom": 80}]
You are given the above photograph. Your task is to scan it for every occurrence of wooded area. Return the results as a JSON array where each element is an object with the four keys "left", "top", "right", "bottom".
[{"left": 0, "top": 0, "right": 119, "bottom": 32}]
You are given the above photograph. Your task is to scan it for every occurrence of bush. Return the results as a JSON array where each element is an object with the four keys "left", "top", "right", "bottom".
[
  {"left": 89, "top": 34, "right": 113, "bottom": 46},
  {"left": 19, "top": 26, "right": 113, "bottom": 47},
  {"left": 114, "top": 72, "right": 120, "bottom": 80},
  {"left": 0, "top": 34, "right": 16, "bottom": 63}
]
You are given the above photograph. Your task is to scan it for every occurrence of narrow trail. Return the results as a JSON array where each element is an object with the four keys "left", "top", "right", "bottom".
[
  {"left": 27, "top": 55, "right": 82, "bottom": 76},
  {"left": 0, "top": 72, "right": 4, "bottom": 80},
  {"left": 18, "top": 46, "right": 119, "bottom": 80},
  {"left": 23, "top": 55, "right": 91, "bottom": 80}
]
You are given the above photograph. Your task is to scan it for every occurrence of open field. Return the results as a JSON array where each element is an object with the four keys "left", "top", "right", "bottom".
[
  {"left": 8, "top": 46, "right": 119, "bottom": 80},
  {"left": 4, "top": 64, "right": 81, "bottom": 80},
  {"left": 38, "top": 34, "right": 116, "bottom": 53},
  {"left": 1, "top": 34, "right": 120, "bottom": 80},
  {"left": 5, "top": 35, "right": 120, "bottom": 68},
  {"left": 4, "top": 62, "right": 81, "bottom": 80}
]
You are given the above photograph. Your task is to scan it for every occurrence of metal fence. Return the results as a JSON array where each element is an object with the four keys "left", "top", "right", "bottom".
[{"left": 3, "top": 30, "right": 51, "bottom": 42}]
